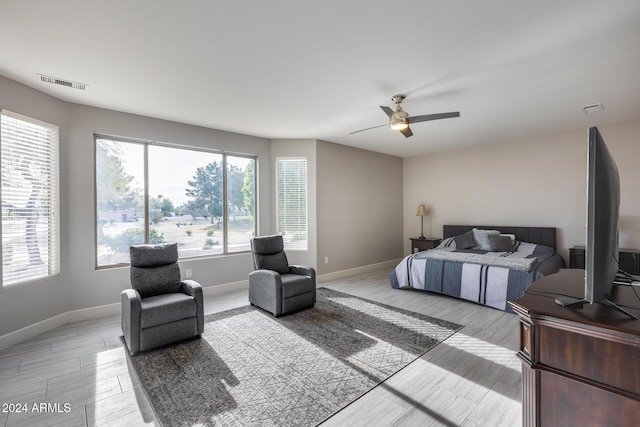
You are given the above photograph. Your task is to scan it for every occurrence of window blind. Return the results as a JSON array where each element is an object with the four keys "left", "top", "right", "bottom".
[
  {"left": 276, "top": 158, "right": 307, "bottom": 250},
  {"left": 1, "top": 110, "right": 60, "bottom": 286}
]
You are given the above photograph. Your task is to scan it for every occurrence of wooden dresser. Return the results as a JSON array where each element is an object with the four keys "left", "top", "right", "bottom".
[{"left": 508, "top": 269, "right": 640, "bottom": 426}]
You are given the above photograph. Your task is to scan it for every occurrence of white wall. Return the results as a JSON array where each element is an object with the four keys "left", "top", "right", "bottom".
[
  {"left": 403, "top": 119, "right": 640, "bottom": 262},
  {"left": 0, "top": 75, "right": 273, "bottom": 337},
  {"left": 317, "top": 140, "right": 403, "bottom": 275},
  {"left": 269, "top": 139, "right": 404, "bottom": 275}
]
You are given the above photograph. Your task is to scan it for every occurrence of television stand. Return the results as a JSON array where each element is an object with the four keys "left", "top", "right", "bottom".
[
  {"left": 554, "top": 295, "right": 638, "bottom": 319},
  {"left": 602, "top": 298, "right": 639, "bottom": 320},
  {"left": 554, "top": 295, "right": 586, "bottom": 308},
  {"left": 509, "top": 269, "right": 640, "bottom": 427}
]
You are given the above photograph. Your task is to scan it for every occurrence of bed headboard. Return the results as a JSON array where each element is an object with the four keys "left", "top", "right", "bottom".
[{"left": 443, "top": 225, "right": 557, "bottom": 250}]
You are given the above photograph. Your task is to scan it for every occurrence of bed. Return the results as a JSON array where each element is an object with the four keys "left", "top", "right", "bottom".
[{"left": 390, "top": 225, "right": 566, "bottom": 313}]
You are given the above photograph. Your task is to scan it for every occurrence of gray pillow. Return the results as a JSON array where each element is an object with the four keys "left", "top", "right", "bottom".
[
  {"left": 489, "top": 234, "right": 515, "bottom": 252},
  {"left": 454, "top": 230, "right": 476, "bottom": 249},
  {"left": 531, "top": 243, "right": 555, "bottom": 257},
  {"left": 472, "top": 228, "right": 500, "bottom": 251}
]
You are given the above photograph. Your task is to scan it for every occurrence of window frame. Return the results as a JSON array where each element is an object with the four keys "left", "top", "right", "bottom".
[
  {"left": 1, "top": 109, "right": 60, "bottom": 286},
  {"left": 94, "top": 134, "right": 257, "bottom": 269}
]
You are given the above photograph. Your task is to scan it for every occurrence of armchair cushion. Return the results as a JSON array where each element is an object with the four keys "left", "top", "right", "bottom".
[
  {"left": 280, "top": 274, "right": 315, "bottom": 299},
  {"left": 131, "top": 263, "right": 181, "bottom": 298},
  {"left": 254, "top": 252, "right": 290, "bottom": 275},
  {"left": 140, "top": 293, "right": 196, "bottom": 329}
]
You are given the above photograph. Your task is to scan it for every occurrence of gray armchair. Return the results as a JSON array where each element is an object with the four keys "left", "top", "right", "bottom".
[
  {"left": 249, "top": 235, "right": 316, "bottom": 317},
  {"left": 121, "top": 243, "right": 204, "bottom": 356}
]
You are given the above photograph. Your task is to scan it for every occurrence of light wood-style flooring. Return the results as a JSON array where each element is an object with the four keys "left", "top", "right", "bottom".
[{"left": 0, "top": 268, "right": 522, "bottom": 426}]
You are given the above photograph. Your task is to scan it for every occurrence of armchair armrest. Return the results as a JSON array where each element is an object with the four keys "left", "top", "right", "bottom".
[
  {"left": 180, "top": 279, "right": 202, "bottom": 297},
  {"left": 181, "top": 280, "right": 204, "bottom": 335},
  {"left": 290, "top": 265, "right": 316, "bottom": 281},
  {"left": 249, "top": 269, "right": 283, "bottom": 316},
  {"left": 289, "top": 265, "right": 316, "bottom": 304},
  {"left": 121, "top": 289, "right": 142, "bottom": 355}
]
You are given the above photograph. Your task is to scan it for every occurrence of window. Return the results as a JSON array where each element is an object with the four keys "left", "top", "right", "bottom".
[
  {"left": 227, "top": 156, "right": 255, "bottom": 253},
  {"left": 276, "top": 158, "right": 307, "bottom": 250},
  {"left": 95, "top": 136, "right": 256, "bottom": 267},
  {"left": 1, "top": 110, "right": 60, "bottom": 286}
]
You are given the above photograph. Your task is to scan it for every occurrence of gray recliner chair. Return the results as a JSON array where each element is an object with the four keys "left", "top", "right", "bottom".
[
  {"left": 121, "top": 243, "right": 204, "bottom": 356},
  {"left": 249, "top": 235, "right": 316, "bottom": 317}
]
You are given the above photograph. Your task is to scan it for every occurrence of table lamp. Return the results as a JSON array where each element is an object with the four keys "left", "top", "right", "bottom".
[{"left": 417, "top": 204, "right": 429, "bottom": 239}]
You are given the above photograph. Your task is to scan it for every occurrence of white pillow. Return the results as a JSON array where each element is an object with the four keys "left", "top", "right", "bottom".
[{"left": 436, "top": 237, "right": 456, "bottom": 248}]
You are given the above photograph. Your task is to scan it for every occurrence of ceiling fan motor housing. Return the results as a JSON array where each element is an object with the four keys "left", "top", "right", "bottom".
[{"left": 391, "top": 94, "right": 406, "bottom": 104}]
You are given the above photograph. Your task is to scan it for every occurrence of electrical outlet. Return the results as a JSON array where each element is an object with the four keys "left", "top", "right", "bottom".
[
  {"left": 186, "top": 269, "right": 192, "bottom": 278},
  {"left": 324, "top": 257, "right": 329, "bottom": 264}
]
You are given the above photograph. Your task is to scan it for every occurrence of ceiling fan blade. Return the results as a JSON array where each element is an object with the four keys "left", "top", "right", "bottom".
[
  {"left": 408, "top": 111, "right": 460, "bottom": 124},
  {"left": 349, "top": 123, "right": 388, "bottom": 135},
  {"left": 380, "top": 106, "right": 394, "bottom": 118},
  {"left": 399, "top": 126, "right": 413, "bottom": 138}
]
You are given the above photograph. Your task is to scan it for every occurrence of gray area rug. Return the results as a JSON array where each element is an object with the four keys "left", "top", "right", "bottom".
[{"left": 127, "top": 288, "right": 462, "bottom": 426}]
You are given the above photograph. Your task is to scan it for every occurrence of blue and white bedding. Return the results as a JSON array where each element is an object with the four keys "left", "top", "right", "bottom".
[{"left": 390, "top": 236, "right": 565, "bottom": 313}]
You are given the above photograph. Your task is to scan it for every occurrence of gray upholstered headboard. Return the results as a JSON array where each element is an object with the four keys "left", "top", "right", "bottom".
[{"left": 443, "top": 225, "right": 557, "bottom": 250}]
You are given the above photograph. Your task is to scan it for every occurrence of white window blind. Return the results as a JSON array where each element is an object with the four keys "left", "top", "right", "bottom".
[
  {"left": 1, "top": 110, "right": 60, "bottom": 286},
  {"left": 276, "top": 158, "right": 307, "bottom": 250}
]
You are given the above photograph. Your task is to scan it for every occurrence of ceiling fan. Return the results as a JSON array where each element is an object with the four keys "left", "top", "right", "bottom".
[{"left": 350, "top": 94, "right": 460, "bottom": 138}]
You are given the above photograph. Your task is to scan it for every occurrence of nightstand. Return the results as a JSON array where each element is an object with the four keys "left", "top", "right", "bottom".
[
  {"left": 570, "top": 245, "right": 640, "bottom": 275},
  {"left": 409, "top": 237, "right": 441, "bottom": 254}
]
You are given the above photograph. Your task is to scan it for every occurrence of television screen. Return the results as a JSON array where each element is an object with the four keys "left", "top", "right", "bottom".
[
  {"left": 554, "top": 127, "right": 635, "bottom": 318},
  {"left": 585, "top": 126, "right": 620, "bottom": 303}
]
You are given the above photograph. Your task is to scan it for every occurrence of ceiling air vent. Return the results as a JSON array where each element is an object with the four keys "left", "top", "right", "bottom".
[
  {"left": 38, "top": 74, "right": 87, "bottom": 90},
  {"left": 582, "top": 103, "right": 603, "bottom": 114}
]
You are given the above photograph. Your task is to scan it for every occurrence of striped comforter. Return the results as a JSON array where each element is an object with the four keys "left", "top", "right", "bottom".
[{"left": 389, "top": 243, "right": 565, "bottom": 313}]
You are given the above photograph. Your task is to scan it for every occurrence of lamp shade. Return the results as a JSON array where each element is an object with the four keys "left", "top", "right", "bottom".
[{"left": 416, "top": 204, "right": 428, "bottom": 216}]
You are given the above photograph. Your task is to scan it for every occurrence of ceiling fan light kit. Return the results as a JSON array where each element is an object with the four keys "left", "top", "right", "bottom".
[
  {"left": 389, "top": 108, "right": 409, "bottom": 130},
  {"left": 350, "top": 93, "right": 460, "bottom": 138},
  {"left": 390, "top": 120, "right": 409, "bottom": 131}
]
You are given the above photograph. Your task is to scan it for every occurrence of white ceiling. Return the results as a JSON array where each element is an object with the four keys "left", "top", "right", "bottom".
[{"left": 1, "top": 1, "right": 640, "bottom": 158}]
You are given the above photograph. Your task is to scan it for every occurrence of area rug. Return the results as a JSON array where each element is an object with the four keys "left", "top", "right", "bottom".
[{"left": 127, "top": 288, "right": 462, "bottom": 426}]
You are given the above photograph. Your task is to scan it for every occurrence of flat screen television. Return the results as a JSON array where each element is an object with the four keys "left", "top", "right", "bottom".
[
  {"left": 556, "top": 127, "right": 636, "bottom": 319},
  {"left": 585, "top": 126, "right": 620, "bottom": 303}
]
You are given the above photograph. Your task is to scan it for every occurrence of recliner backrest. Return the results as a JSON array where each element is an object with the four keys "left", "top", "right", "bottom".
[
  {"left": 251, "top": 235, "right": 290, "bottom": 274},
  {"left": 130, "top": 243, "right": 181, "bottom": 298}
]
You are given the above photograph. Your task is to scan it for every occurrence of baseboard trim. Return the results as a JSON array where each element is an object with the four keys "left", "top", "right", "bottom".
[
  {"left": 202, "top": 280, "right": 249, "bottom": 297},
  {"left": 0, "top": 261, "right": 399, "bottom": 351},
  {"left": 318, "top": 259, "right": 401, "bottom": 282},
  {"left": 0, "top": 302, "right": 120, "bottom": 351}
]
